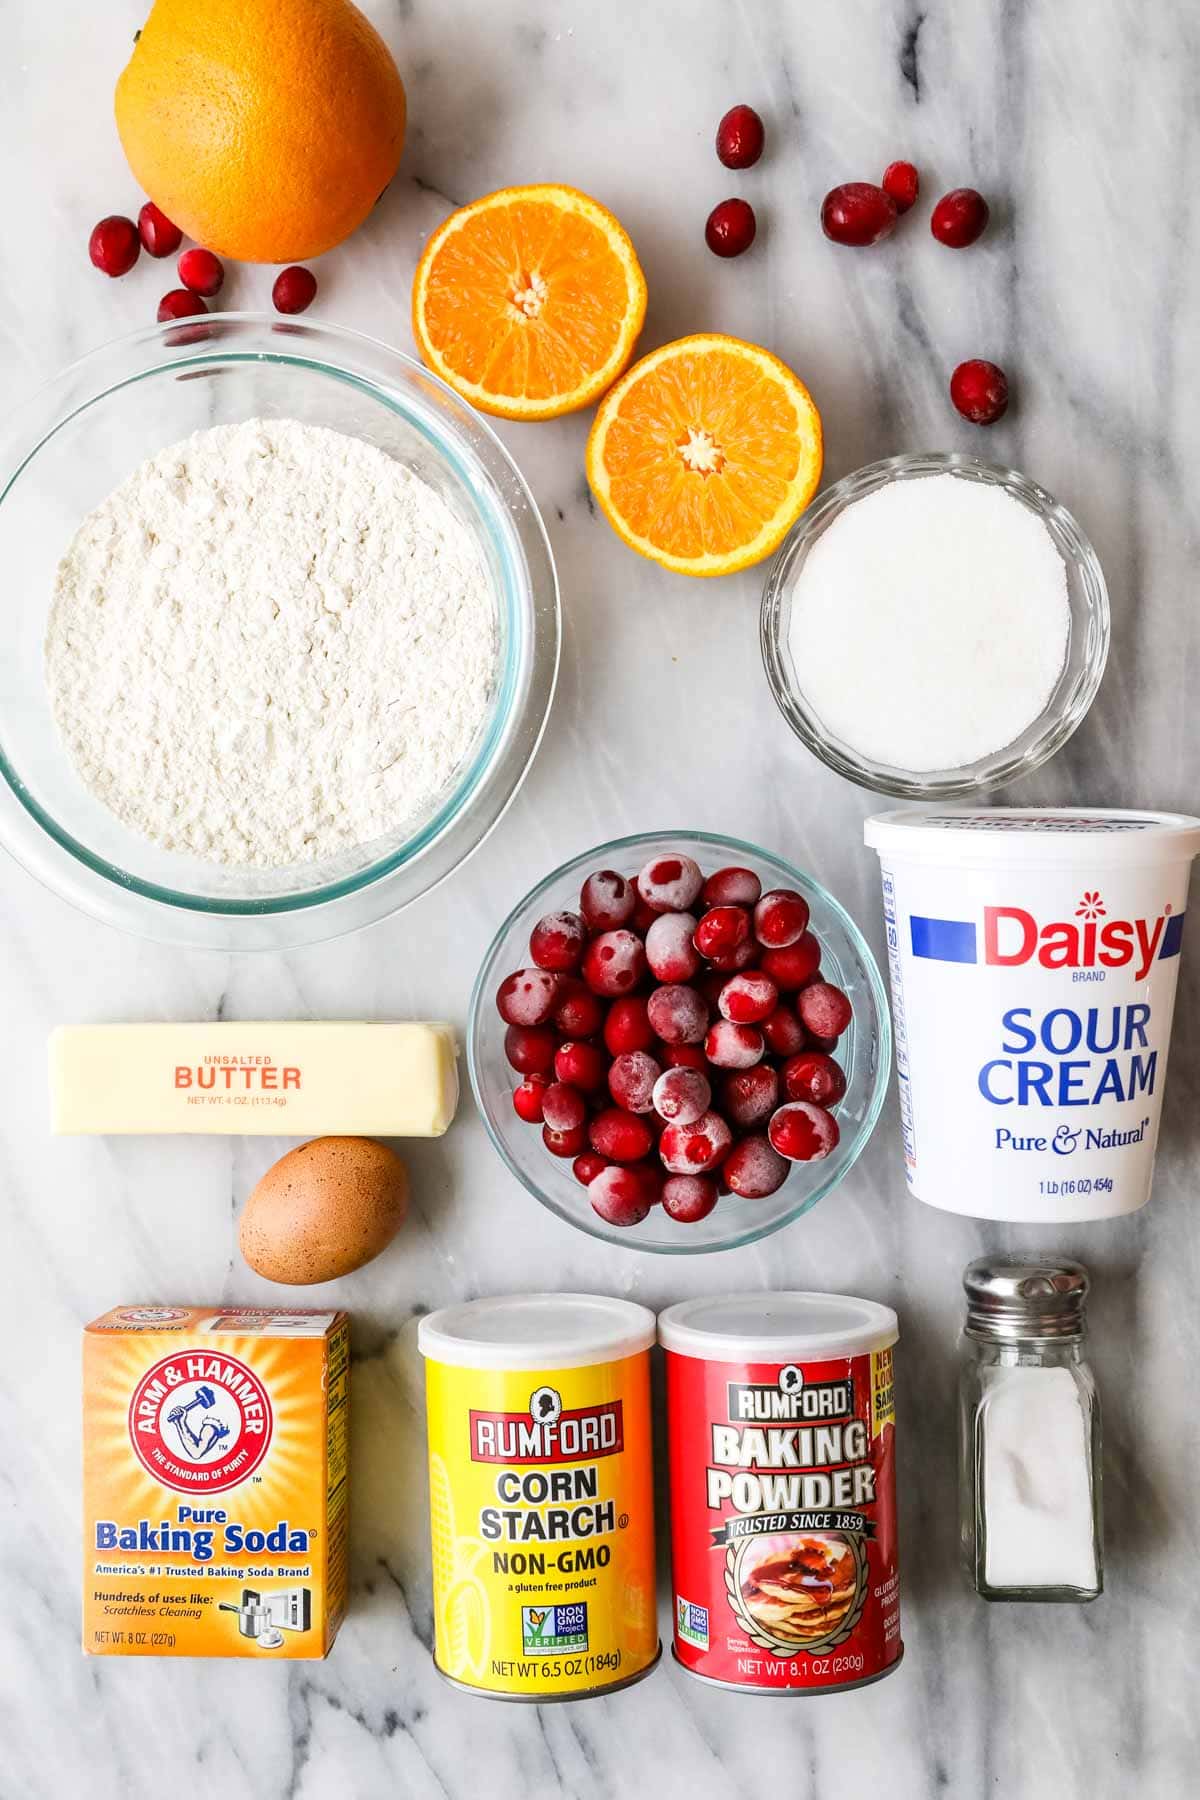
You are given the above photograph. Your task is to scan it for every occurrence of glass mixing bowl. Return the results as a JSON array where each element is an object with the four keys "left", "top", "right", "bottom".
[
  {"left": 0, "top": 315, "right": 559, "bottom": 949},
  {"left": 468, "top": 830, "right": 891, "bottom": 1254}
]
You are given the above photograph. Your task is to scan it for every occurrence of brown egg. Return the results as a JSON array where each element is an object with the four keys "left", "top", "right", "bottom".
[{"left": 239, "top": 1136, "right": 408, "bottom": 1285}]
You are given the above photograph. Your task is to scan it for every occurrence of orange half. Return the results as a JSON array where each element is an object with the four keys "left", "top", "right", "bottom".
[
  {"left": 586, "top": 334, "right": 824, "bottom": 577},
  {"left": 412, "top": 184, "right": 647, "bottom": 421}
]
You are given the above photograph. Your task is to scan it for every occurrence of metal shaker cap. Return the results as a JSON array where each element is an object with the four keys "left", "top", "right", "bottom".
[{"left": 963, "top": 1256, "right": 1089, "bottom": 1341}]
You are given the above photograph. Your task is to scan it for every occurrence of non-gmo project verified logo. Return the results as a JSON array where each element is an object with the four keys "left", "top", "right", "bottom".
[
  {"left": 522, "top": 1603, "right": 588, "bottom": 1654},
  {"left": 676, "top": 1596, "right": 709, "bottom": 1650}
]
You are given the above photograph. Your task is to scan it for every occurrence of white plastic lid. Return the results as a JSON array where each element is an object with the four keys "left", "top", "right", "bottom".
[
  {"left": 865, "top": 806, "right": 1200, "bottom": 868},
  {"left": 658, "top": 1292, "right": 898, "bottom": 1363},
  {"left": 418, "top": 1293, "right": 656, "bottom": 1371}
]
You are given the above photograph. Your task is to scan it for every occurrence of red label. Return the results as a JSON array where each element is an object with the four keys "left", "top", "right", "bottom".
[
  {"left": 128, "top": 1351, "right": 273, "bottom": 1494},
  {"left": 666, "top": 1348, "right": 900, "bottom": 1691}
]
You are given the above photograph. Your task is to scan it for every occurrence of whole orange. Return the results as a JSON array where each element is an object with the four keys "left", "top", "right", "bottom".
[{"left": 115, "top": 0, "right": 406, "bottom": 263}]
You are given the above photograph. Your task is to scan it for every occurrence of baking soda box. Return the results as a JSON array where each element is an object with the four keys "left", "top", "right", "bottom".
[{"left": 82, "top": 1306, "right": 349, "bottom": 1658}]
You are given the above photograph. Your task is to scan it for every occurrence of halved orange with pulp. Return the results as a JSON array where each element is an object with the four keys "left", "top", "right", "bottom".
[
  {"left": 586, "top": 334, "right": 824, "bottom": 577},
  {"left": 412, "top": 184, "right": 647, "bottom": 421}
]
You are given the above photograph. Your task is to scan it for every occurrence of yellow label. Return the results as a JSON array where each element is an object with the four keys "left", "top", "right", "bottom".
[
  {"left": 871, "top": 1345, "right": 896, "bottom": 1438},
  {"left": 424, "top": 1351, "right": 658, "bottom": 1695}
]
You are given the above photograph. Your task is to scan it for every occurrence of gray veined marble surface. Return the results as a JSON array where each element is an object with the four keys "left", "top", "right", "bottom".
[{"left": 1, "top": 1, "right": 1197, "bottom": 1795}]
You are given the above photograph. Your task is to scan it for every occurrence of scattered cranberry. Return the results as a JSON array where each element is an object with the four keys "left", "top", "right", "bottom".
[
  {"left": 157, "top": 289, "right": 208, "bottom": 324},
  {"left": 573, "top": 1151, "right": 610, "bottom": 1186},
  {"left": 178, "top": 247, "right": 224, "bottom": 297},
  {"left": 497, "top": 967, "right": 560, "bottom": 1027},
  {"left": 950, "top": 359, "right": 1009, "bottom": 426},
  {"left": 762, "top": 1004, "right": 807, "bottom": 1057},
  {"left": 530, "top": 910, "right": 587, "bottom": 971},
  {"left": 89, "top": 215, "right": 140, "bottom": 277},
  {"left": 705, "top": 198, "right": 757, "bottom": 258},
  {"left": 554, "top": 979, "right": 605, "bottom": 1039},
  {"left": 589, "top": 1165, "right": 653, "bottom": 1227},
  {"left": 768, "top": 1101, "right": 840, "bottom": 1162},
  {"left": 760, "top": 933, "right": 821, "bottom": 990},
  {"left": 662, "top": 1174, "right": 719, "bottom": 1222},
  {"left": 718, "top": 971, "right": 779, "bottom": 1025},
  {"left": 704, "top": 1019, "right": 765, "bottom": 1069},
  {"left": 637, "top": 855, "right": 703, "bottom": 913},
  {"left": 702, "top": 866, "right": 762, "bottom": 907},
  {"left": 555, "top": 1040, "right": 608, "bottom": 1092},
  {"left": 694, "top": 906, "right": 751, "bottom": 960},
  {"left": 782, "top": 1051, "right": 847, "bottom": 1108},
  {"left": 797, "top": 981, "right": 853, "bottom": 1039},
  {"left": 821, "top": 183, "right": 897, "bottom": 247},
  {"left": 604, "top": 996, "right": 656, "bottom": 1055},
  {"left": 504, "top": 1024, "right": 558, "bottom": 1076},
  {"left": 580, "top": 869, "right": 636, "bottom": 930},
  {"left": 660, "top": 1110, "right": 733, "bottom": 1174},
  {"left": 724, "top": 1134, "right": 790, "bottom": 1198},
  {"left": 722, "top": 1063, "right": 780, "bottom": 1130},
  {"left": 581, "top": 930, "right": 646, "bottom": 997},
  {"left": 512, "top": 1074, "right": 550, "bottom": 1123},
  {"left": 662, "top": 1042, "right": 709, "bottom": 1071},
  {"left": 543, "top": 1120, "right": 588, "bottom": 1158},
  {"left": 754, "top": 888, "right": 810, "bottom": 949},
  {"left": 652, "top": 1065, "right": 711, "bottom": 1126},
  {"left": 645, "top": 911, "right": 700, "bottom": 982},
  {"left": 881, "top": 161, "right": 919, "bottom": 213},
  {"left": 590, "top": 1107, "right": 656, "bottom": 1164},
  {"left": 272, "top": 265, "right": 317, "bottom": 315},
  {"left": 716, "top": 104, "right": 765, "bottom": 170},
  {"left": 647, "top": 984, "right": 709, "bottom": 1045},
  {"left": 930, "top": 187, "right": 989, "bottom": 249},
  {"left": 608, "top": 1051, "right": 662, "bottom": 1114},
  {"left": 137, "top": 202, "right": 181, "bottom": 258}
]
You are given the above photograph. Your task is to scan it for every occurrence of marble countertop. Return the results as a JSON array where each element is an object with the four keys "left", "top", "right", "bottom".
[{"left": 2, "top": 2, "right": 1196, "bottom": 1795}]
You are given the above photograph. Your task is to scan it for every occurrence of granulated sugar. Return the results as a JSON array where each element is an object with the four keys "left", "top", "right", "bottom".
[{"left": 787, "top": 474, "right": 1070, "bottom": 772}]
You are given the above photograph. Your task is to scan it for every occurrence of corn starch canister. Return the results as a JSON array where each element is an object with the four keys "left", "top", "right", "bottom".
[
  {"left": 660, "top": 1293, "right": 901, "bottom": 1694},
  {"left": 418, "top": 1294, "right": 659, "bottom": 1700}
]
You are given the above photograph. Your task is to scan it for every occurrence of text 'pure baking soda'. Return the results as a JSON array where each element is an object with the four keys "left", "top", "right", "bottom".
[
  {"left": 418, "top": 1294, "right": 659, "bottom": 1700},
  {"left": 82, "top": 1306, "right": 348, "bottom": 1658},
  {"left": 865, "top": 810, "right": 1200, "bottom": 1222}
]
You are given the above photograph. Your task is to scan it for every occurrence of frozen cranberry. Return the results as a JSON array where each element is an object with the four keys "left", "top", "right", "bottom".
[
  {"left": 705, "top": 197, "right": 757, "bottom": 257},
  {"left": 724, "top": 1134, "right": 790, "bottom": 1198},
  {"left": 582, "top": 930, "right": 646, "bottom": 997},
  {"left": 694, "top": 906, "right": 751, "bottom": 960},
  {"left": 137, "top": 202, "right": 181, "bottom": 257},
  {"left": 807, "top": 1033, "right": 840, "bottom": 1056},
  {"left": 637, "top": 854, "right": 703, "bottom": 913},
  {"left": 662, "top": 1174, "right": 720, "bottom": 1222},
  {"left": 821, "top": 183, "right": 897, "bottom": 247},
  {"left": 754, "top": 888, "right": 811, "bottom": 949},
  {"left": 768, "top": 1101, "right": 840, "bottom": 1162},
  {"left": 573, "top": 1151, "right": 610, "bottom": 1186},
  {"left": 529, "top": 909, "right": 587, "bottom": 971},
  {"left": 496, "top": 967, "right": 560, "bottom": 1027},
  {"left": 881, "top": 160, "right": 919, "bottom": 213},
  {"left": 272, "top": 265, "right": 317, "bottom": 314},
  {"left": 652, "top": 1065, "right": 711, "bottom": 1126},
  {"left": 704, "top": 1019, "right": 765, "bottom": 1069},
  {"left": 782, "top": 1051, "right": 847, "bottom": 1107},
  {"left": 631, "top": 1160, "right": 665, "bottom": 1207},
  {"left": 797, "top": 981, "right": 853, "bottom": 1039},
  {"left": 590, "top": 1108, "right": 656, "bottom": 1163},
  {"left": 645, "top": 911, "right": 700, "bottom": 982},
  {"left": 716, "top": 103, "right": 765, "bottom": 170},
  {"left": 647, "top": 984, "right": 708, "bottom": 1046},
  {"left": 580, "top": 869, "right": 636, "bottom": 930},
  {"left": 950, "top": 359, "right": 1009, "bottom": 426},
  {"left": 709, "top": 938, "right": 759, "bottom": 973},
  {"left": 632, "top": 895, "right": 658, "bottom": 932},
  {"left": 89, "top": 215, "right": 140, "bottom": 277},
  {"left": 762, "top": 1004, "right": 807, "bottom": 1057},
  {"left": 603, "top": 995, "right": 655, "bottom": 1056},
  {"left": 608, "top": 1051, "right": 662, "bottom": 1114},
  {"left": 555, "top": 1040, "right": 608, "bottom": 1092},
  {"left": 761, "top": 933, "right": 821, "bottom": 990},
  {"left": 660, "top": 1110, "right": 733, "bottom": 1175},
  {"left": 512, "top": 1073, "right": 550, "bottom": 1123},
  {"left": 721, "top": 1063, "right": 780, "bottom": 1130},
  {"left": 554, "top": 979, "right": 605, "bottom": 1039},
  {"left": 931, "top": 187, "right": 989, "bottom": 248},
  {"left": 702, "top": 866, "right": 762, "bottom": 907},
  {"left": 542, "top": 1082, "right": 588, "bottom": 1133},
  {"left": 178, "top": 247, "right": 224, "bottom": 296},
  {"left": 543, "top": 1120, "right": 588, "bottom": 1158},
  {"left": 504, "top": 1024, "right": 558, "bottom": 1077},
  {"left": 589, "top": 1165, "right": 653, "bottom": 1227},
  {"left": 718, "top": 971, "right": 779, "bottom": 1024},
  {"left": 662, "top": 1042, "right": 709, "bottom": 1071}
]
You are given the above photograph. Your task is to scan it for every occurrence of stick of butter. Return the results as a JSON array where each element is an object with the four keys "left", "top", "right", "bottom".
[{"left": 49, "top": 1022, "right": 458, "bottom": 1136}]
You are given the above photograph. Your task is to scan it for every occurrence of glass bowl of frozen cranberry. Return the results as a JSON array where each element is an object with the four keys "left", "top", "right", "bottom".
[{"left": 468, "top": 830, "right": 891, "bottom": 1252}]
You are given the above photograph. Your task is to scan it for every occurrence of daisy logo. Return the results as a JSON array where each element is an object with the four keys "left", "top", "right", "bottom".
[
  {"left": 1075, "top": 891, "right": 1106, "bottom": 920},
  {"left": 128, "top": 1351, "right": 273, "bottom": 1494}
]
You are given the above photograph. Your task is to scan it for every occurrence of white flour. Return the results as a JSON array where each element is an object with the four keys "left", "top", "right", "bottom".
[{"left": 45, "top": 417, "right": 498, "bottom": 868}]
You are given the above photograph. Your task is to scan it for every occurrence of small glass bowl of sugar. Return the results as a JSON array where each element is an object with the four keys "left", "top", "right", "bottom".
[{"left": 760, "top": 452, "right": 1110, "bottom": 799}]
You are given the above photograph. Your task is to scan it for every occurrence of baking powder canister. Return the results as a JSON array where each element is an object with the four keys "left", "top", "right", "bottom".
[
  {"left": 418, "top": 1294, "right": 659, "bottom": 1700},
  {"left": 660, "top": 1293, "right": 901, "bottom": 1694}
]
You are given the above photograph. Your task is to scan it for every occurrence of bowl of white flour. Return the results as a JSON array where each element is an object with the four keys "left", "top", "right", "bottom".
[{"left": 0, "top": 316, "right": 559, "bottom": 947}]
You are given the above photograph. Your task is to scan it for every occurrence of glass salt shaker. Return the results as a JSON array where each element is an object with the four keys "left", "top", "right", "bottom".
[{"left": 959, "top": 1256, "right": 1102, "bottom": 1602}]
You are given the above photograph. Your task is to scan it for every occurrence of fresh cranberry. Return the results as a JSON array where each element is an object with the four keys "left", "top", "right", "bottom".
[
  {"left": 706, "top": 198, "right": 757, "bottom": 258},
  {"left": 694, "top": 906, "right": 751, "bottom": 960},
  {"left": 724, "top": 1134, "right": 790, "bottom": 1198},
  {"left": 589, "top": 1165, "right": 653, "bottom": 1227},
  {"left": 718, "top": 971, "right": 778, "bottom": 1024},
  {"left": 768, "top": 1101, "right": 840, "bottom": 1162},
  {"left": 272, "top": 265, "right": 317, "bottom": 314},
  {"left": 572, "top": 1151, "right": 610, "bottom": 1186},
  {"left": 797, "top": 981, "right": 853, "bottom": 1039},
  {"left": 580, "top": 869, "right": 636, "bottom": 930},
  {"left": 660, "top": 1110, "right": 733, "bottom": 1175},
  {"left": 646, "top": 984, "right": 708, "bottom": 1045},
  {"left": 645, "top": 911, "right": 700, "bottom": 982},
  {"left": 529, "top": 910, "right": 587, "bottom": 971},
  {"left": 652, "top": 1065, "right": 711, "bottom": 1126},
  {"left": 608, "top": 1051, "right": 662, "bottom": 1114},
  {"left": 637, "top": 855, "right": 703, "bottom": 913},
  {"left": 178, "top": 247, "right": 224, "bottom": 296},
  {"left": 542, "top": 1082, "right": 588, "bottom": 1133},
  {"left": 721, "top": 1063, "right": 780, "bottom": 1130},
  {"left": 543, "top": 1120, "right": 588, "bottom": 1157},
  {"left": 496, "top": 967, "right": 560, "bottom": 1027},
  {"left": 881, "top": 160, "right": 919, "bottom": 213},
  {"left": 704, "top": 1019, "right": 764, "bottom": 1069},
  {"left": 754, "top": 888, "right": 811, "bottom": 949},
  {"left": 555, "top": 1040, "right": 608, "bottom": 1091},
  {"left": 762, "top": 1004, "right": 807, "bottom": 1057},
  {"left": 702, "top": 866, "right": 762, "bottom": 907},
  {"left": 554, "top": 979, "right": 605, "bottom": 1039},
  {"left": 661, "top": 1174, "right": 720, "bottom": 1222},
  {"left": 930, "top": 187, "right": 989, "bottom": 248},
  {"left": 782, "top": 1051, "right": 847, "bottom": 1107},
  {"left": 512, "top": 1073, "right": 550, "bottom": 1123},
  {"left": 504, "top": 1024, "right": 558, "bottom": 1076},
  {"left": 662, "top": 1042, "right": 709, "bottom": 1071},
  {"left": 708, "top": 938, "right": 759, "bottom": 973},
  {"left": 590, "top": 1107, "right": 656, "bottom": 1163},
  {"left": 582, "top": 930, "right": 646, "bottom": 997},
  {"left": 604, "top": 996, "right": 656, "bottom": 1055},
  {"left": 89, "top": 215, "right": 140, "bottom": 277},
  {"left": 137, "top": 202, "right": 181, "bottom": 257},
  {"left": 716, "top": 104, "right": 765, "bottom": 170},
  {"left": 760, "top": 933, "right": 821, "bottom": 990},
  {"left": 821, "top": 183, "right": 897, "bottom": 247},
  {"left": 950, "top": 359, "right": 1009, "bottom": 426},
  {"left": 157, "top": 289, "right": 208, "bottom": 324}
]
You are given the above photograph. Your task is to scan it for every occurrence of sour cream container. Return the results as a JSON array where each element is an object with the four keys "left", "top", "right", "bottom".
[{"left": 864, "top": 808, "right": 1200, "bottom": 1221}]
